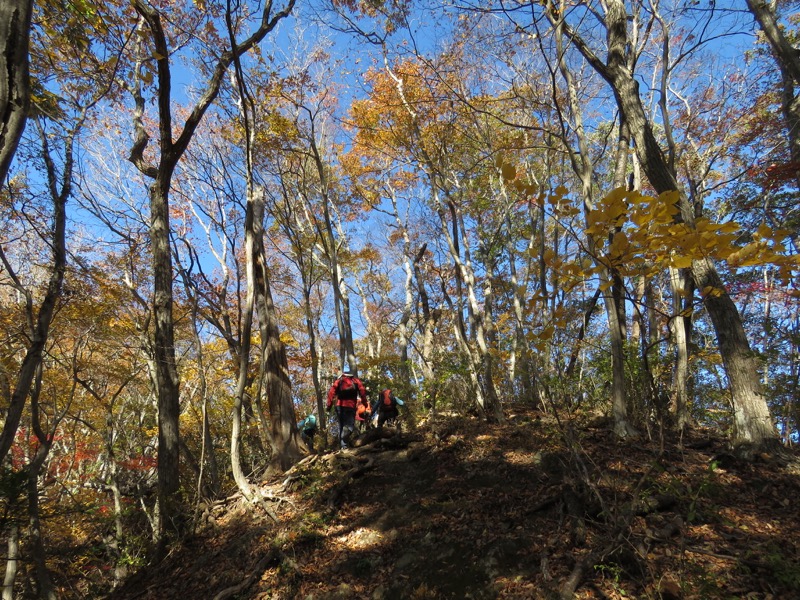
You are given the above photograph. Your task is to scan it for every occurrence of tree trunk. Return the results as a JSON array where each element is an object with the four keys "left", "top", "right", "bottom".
[
  {"left": 28, "top": 473, "right": 56, "bottom": 600},
  {"left": 250, "top": 188, "right": 303, "bottom": 472},
  {"left": 101, "top": 401, "right": 128, "bottom": 585},
  {"left": 554, "top": 13, "right": 635, "bottom": 436},
  {"left": 507, "top": 208, "right": 539, "bottom": 403},
  {"left": 651, "top": 12, "right": 693, "bottom": 432},
  {"left": 309, "top": 133, "right": 358, "bottom": 373},
  {"left": 354, "top": 276, "right": 379, "bottom": 363},
  {"left": 437, "top": 197, "right": 502, "bottom": 421},
  {"left": 148, "top": 181, "right": 182, "bottom": 533},
  {"left": 399, "top": 255, "right": 414, "bottom": 388},
  {"left": 609, "top": 89, "right": 636, "bottom": 434},
  {"left": 2, "top": 524, "right": 18, "bottom": 600},
  {"left": 223, "top": 0, "right": 301, "bottom": 476},
  {"left": 231, "top": 185, "right": 259, "bottom": 502},
  {"left": 696, "top": 260, "right": 777, "bottom": 447},
  {"left": 601, "top": 275, "right": 635, "bottom": 437},
  {"left": 565, "top": 288, "right": 601, "bottom": 379},
  {"left": 304, "top": 286, "right": 326, "bottom": 429},
  {"left": 632, "top": 276, "right": 659, "bottom": 419},
  {"left": 746, "top": 0, "right": 800, "bottom": 187},
  {"left": 669, "top": 267, "right": 692, "bottom": 431},
  {"left": 390, "top": 187, "right": 415, "bottom": 394},
  {"left": 481, "top": 252, "right": 504, "bottom": 422},
  {"left": 260, "top": 286, "right": 303, "bottom": 472},
  {"left": 108, "top": 461, "right": 128, "bottom": 584},
  {"left": 183, "top": 277, "right": 220, "bottom": 498},
  {"left": 27, "top": 416, "right": 56, "bottom": 600},
  {"left": 0, "top": 0, "right": 32, "bottom": 184},
  {"left": 0, "top": 118, "right": 68, "bottom": 466},
  {"left": 762, "top": 267, "right": 773, "bottom": 389},
  {"left": 334, "top": 262, "right": 358, "bottom": 372},
  {"left": 327, "top": 217, "right": 355, "bottom": 372},
  {"left": 413, "top": 245, "right": 438, "bottom": 409}
]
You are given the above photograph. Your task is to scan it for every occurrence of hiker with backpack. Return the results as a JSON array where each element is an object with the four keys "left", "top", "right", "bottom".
[
  {"left": 372, "top": 388, "right": 404, "bottom": 429},
  {"left": 355, "top": 399, "right": 372, "bottom": 433},
  {"left": 297, "top": 413, "right": 318, "bottom": 452},
  {"left": 326, "top": 368, "right": 368, "bottom": 449}
]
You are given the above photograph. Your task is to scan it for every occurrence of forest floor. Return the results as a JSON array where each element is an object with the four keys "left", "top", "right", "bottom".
[{"left": 105, "top": 405, "right": 800, "bottom": 599}]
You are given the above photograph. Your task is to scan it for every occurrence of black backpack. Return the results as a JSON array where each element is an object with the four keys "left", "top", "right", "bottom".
[{"left": 337, "top": 376, "right": 358, "bottom": 400}]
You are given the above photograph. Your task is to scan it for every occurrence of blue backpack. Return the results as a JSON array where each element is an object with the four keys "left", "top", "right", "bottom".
[{"left": 300, "top": 414, "right": 317, "bottom": 431}]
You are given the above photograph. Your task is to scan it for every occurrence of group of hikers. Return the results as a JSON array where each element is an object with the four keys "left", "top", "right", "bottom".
[{"left": 297, "top": 368, "right": 404, "bottom": 451}]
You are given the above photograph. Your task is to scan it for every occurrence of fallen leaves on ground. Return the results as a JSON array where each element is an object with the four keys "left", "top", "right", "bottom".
[{"left": 107, "top": 407, "right": 800, "bottom": 599}]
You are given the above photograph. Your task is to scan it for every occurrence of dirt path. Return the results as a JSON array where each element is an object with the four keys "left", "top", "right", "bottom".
[{"left": 106, "top": 409, "right": 800, "bottom": 599}]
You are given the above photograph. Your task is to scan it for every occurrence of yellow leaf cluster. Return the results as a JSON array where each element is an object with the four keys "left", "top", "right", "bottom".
[
  {"left": 583, "top": 188, "right": 799, "bottom": 282},
  {"left": 494, "top": 153, "right": 538, "bottom": 198}
]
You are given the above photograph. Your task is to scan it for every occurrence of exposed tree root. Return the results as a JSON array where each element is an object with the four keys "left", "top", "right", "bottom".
[
  {"left": 326, "top": 455, "right": 375, "bottom": 509},
  {"left": 560, "top": 550, "right": 598, "bottom": 599},
  {"left": 211, "top": 549, "right": 278, "bottom": 600}
]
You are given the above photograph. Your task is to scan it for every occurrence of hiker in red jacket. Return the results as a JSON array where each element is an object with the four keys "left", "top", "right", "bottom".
[{"left": 326, "top": 368, "right": 368, "bottom": 449}]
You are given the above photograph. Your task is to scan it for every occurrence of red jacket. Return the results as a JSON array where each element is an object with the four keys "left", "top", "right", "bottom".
[{"left": 327, "top": 375, "right": 368, "bottom": 410}]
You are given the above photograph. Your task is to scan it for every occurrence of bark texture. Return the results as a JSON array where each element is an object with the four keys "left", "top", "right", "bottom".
[
  {"left": 251, "top": 189, "right": 304, "bottom": 472},
  {"left": 746, "top": 0, "right": 800, "bottom": 185},
  {"left": 0, "top": 0, "right": 31, "bottom": 183}
]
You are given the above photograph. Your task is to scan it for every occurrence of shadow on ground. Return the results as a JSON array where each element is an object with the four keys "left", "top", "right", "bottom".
[{"left": 106, "top": 407, "right": 800, "bottom": 599}]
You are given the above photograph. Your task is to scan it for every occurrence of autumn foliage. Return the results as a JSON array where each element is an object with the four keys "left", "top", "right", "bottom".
[{"left": 0, "top": 0, "right": 798, "bottom": 597}]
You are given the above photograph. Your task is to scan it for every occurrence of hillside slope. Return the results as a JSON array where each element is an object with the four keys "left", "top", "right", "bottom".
[{"left": 106, "top": 407, "right": 800, "bottom": 599}]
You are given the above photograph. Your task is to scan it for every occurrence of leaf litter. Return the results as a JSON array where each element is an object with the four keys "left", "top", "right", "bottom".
[{"left": 107, "top": 406, "right": 800, "bottom": 599}]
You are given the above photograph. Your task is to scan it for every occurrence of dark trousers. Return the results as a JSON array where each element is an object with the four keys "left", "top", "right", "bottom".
[
  {"left": 377, "top": 407, "right": 399, "bottom": 428},
  {"left": 335, "top": 406, "right": 356, "bottom": 448},
  {"left": 301, "top": 429, "right": 315, "bottom": 452}
]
